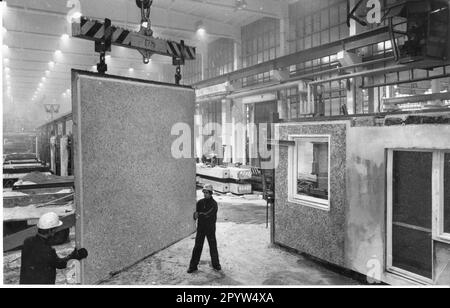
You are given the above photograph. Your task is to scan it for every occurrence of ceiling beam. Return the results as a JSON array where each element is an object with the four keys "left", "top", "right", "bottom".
[{"left": 5, "top": 4, "right": 236, "bottom": 41}]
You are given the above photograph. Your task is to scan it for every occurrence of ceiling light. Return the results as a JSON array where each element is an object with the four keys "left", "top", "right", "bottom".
[
  {"left": 235, "top": 0, "right": 248, "bottom": 10},
  {"left": 48, "top": 61, "right": 55, "bottom": 67},
  {"left": 71, "top": 11, "right": 82, "bottom": 20},
  {"left": 5, "top": 67, "right": 10, "bottom": 72},
  {"left": 2, "top": 44, "right": 8, "bottom": 50},
  {"left": 45, "top": 70, "right": 50, "bottom": 75},
  {"left": 61, "top": 33, "right": 69, "bottom": 41},
  {"left": 41, "top": 77, "right": 46, "bottom": 81},
  {"left": 195, "top": 21, "right": 206, "bottom": 36},
  {"left": 55, "top": 50, "right": 62, "bottom": 56},
  {"left": 129, "top": 67, "right": 134, "bottom": 72}
]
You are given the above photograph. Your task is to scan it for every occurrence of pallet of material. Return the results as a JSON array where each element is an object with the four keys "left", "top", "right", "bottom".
[
  {"left": 229, "top": 183, "right": 252, "bottom": 195},
  {"left": 196, "top": 164, "right": 230, "bottom": 179},
  {"left": 3, "top": 189, "right": 73, "bottom": 208},
  {"left": 228, "top": 167, "right": 252, "bottom": 180},
  {"left": 198, "top": 178, "right": 230, "bottom": 193},
  {"left": 12, "top": 172, "right": 74, "bottom": 191}
]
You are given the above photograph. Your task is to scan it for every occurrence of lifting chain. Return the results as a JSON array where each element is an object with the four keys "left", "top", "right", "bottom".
[
  {"left": 175, "top": 65, "right": 182, "bottom": 85},
  {"left": 136, "top": 0, "right": 153, "bottom": 36}
]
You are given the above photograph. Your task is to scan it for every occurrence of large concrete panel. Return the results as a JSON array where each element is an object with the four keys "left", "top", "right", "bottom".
[{"left": 72, "top": 71, "right": 196, "bottom": 284}]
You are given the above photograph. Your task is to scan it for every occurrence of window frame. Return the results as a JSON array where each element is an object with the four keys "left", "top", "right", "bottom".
[
  {"left": 433, "top": 150, "right": 450, "bottom": 244},
  {"left": 288, "top": 134, "right": 331, "bottom": 211},
  {"left": 386, "top": 148, "right": 450, "bottom": 285}
]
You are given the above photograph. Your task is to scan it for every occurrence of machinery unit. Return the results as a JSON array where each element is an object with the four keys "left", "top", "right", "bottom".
[{"left": 384, "top": 0, "right": 450, "bottom": 64}]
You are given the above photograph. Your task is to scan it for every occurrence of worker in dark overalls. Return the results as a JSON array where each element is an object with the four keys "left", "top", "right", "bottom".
[
  {"left": 20, "top": 212, "right": 88, "bottom": 285},
  {"left": 188, "top": 184, "right": 221, "bottom": 273}
]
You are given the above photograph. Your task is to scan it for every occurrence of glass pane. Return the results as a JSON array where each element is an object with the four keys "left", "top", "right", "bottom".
[
  {"left": 392, "top": 151, "right": 433, "bottom": 279},
  {"left": 296, "top": 137, "right": 329, "bottom": 200},
  {"left": 445, "top": 153, "right": 450, "bottom": 234}
]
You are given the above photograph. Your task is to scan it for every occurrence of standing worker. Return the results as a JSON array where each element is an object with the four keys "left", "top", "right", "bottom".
[
  {"left": 188, "top": 184, "right": 221, "bottom": 273},
  {"left": 20, "top": 212, "right": 88, "bottom": 285}
]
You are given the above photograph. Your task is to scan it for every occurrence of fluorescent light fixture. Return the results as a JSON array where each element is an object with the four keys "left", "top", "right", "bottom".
[
  {"left": 61, "top": 33, "right": 69, "bottom": 40},
  {"left": 41, "top": 77, "right": 46, "bottom": 81},
  {"left": 55, "top": 50, "right": 62, "bottom": 56},
  {"left": 4, "top": 67, "right": 10, "bottom": 72},
  {"left": 128, "top": 67, "right": 134, "bottom": 72},
  {"left": 45, "top": 70, "right": 50, "bottom": 75},
  {"left": 48, "top": 61, "right": 55, "bottom": 67}
]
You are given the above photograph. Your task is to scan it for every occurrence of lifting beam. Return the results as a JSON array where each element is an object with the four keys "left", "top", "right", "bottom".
[{"left": 72, "top": 0, "right": 196, "bottom": 84}]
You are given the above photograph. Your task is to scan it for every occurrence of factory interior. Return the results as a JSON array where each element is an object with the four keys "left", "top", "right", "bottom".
[{"left": 2, "top": 0, "right": 450, "bottom": 287}]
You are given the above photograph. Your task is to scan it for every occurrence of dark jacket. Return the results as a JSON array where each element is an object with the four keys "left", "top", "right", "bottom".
[
  {"left": 20, "top": 235, "right": 72, "bottom": 285},
  {"left": 196, "top": 197, "right": 218, "bottom": 229}
]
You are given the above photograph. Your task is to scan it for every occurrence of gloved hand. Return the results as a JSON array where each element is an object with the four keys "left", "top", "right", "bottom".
[
  {"left": 193, "top": 212, "right": 199, "bottom": 220},
  {"left": 69, "top": 248, "right": 88, "bottom": 260},
  {"left": 76, "top": 248, "right": 88, "bottom": 260}
]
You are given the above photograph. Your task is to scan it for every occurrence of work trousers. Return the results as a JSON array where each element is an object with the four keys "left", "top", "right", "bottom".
[{"left": 189, "top": 225, "right": 220, "bottom": 268}]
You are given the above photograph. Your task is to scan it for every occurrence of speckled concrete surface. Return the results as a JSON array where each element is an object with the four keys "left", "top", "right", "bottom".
[
  {"left": 274, "top": 123, "right": 348, "bottom": 267},
  {"left": 72, "top": 72, "right": 196, "bottom": 284}
]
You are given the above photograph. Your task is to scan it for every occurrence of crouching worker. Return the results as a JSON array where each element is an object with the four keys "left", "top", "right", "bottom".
[{"left": 20, "top": 212, "right": 88, "bottom": 285}]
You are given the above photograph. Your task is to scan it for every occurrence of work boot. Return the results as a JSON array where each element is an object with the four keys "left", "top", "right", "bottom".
[
  {"left": 213, "top": 265, "right": 222, "bottom": 271},
  {"left": 187, "top": 267, "right": 198, "bottom": 274}
]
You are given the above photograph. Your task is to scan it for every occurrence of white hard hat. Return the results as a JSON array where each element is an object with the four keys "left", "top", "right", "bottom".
[
  {"left": 37, "top": 212, "right": 63, "bottom": 230},
  {"left": 202, "top": 184, "right": 213, "bottom": 192}
]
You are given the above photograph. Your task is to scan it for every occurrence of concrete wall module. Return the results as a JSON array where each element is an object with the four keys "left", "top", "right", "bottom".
[
  {"left": 72, "top": 71, "right": 197, "bottom": 284},
  {"left": 274, "top": 122, "right": 348, "bottom": 267},
  {"left": 346, "top": 124, "right": 450, "bottom": 285},
  {"left": 275, "top": 120, "right": 450, "bottom": 285}
]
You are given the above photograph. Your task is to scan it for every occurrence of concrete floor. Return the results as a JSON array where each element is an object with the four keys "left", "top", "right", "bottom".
[
  {"left": 100, "top": 191, "right": 360, "bottom": 286},
  {"left": 3, "top": 191, "right": 360, "bottom": 286}
]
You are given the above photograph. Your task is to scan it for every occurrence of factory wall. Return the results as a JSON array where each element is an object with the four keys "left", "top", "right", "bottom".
[
  {"left": 72, "top": 71, "right": 197, "bottom": 284},
  {"left": 274, "top": 119, "right": 450, "bottom": 285}
]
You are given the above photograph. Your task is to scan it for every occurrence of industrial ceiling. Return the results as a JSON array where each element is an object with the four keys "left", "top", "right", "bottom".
[{"left": 1, "top": 0, "right": 292, "bottom": 127}]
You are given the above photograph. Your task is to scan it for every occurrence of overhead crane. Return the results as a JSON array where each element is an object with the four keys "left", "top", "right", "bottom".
[{"left": 72, "top": 0, "right": 196, "bottom": 84}]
